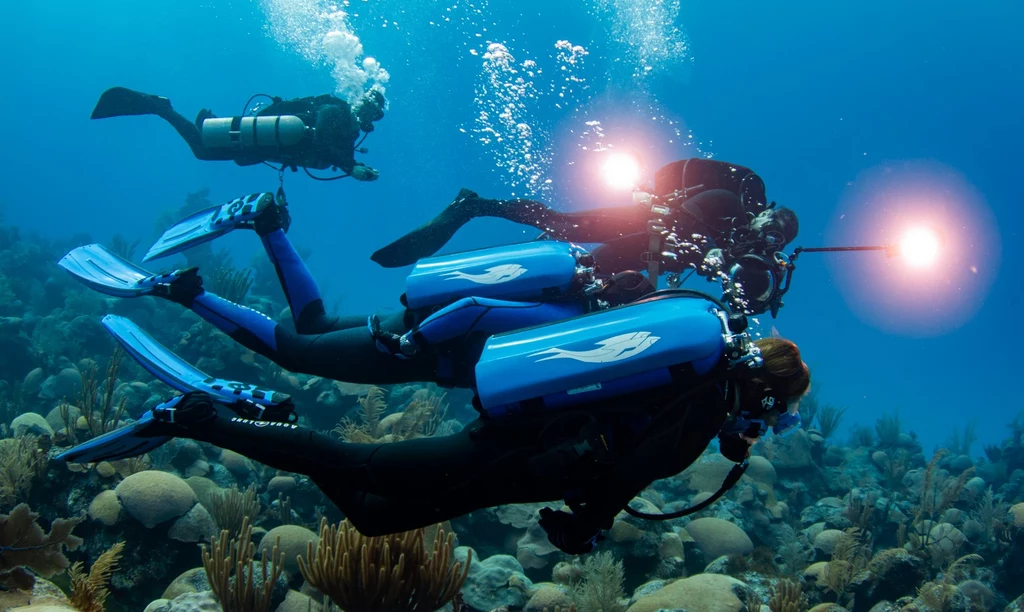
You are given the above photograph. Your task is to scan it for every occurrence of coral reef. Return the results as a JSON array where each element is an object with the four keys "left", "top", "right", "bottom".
[
  {"left": 298, "top": 517, "right": 470, "bottom": 610},
  {"left": 0, "top": 503, "right": 83, "bottom": 590}
]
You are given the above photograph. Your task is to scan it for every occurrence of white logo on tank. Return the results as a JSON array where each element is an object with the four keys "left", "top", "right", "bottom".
[
  {"left": 442, "top": 264, "right": 527, "bottom": 285},
  {"left": 530, "top": 331, "right": 660, "bottom": 364}
]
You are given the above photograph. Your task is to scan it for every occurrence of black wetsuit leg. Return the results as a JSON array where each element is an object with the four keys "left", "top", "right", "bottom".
[
  {"left": 370, "top": 191, "right": 647, "bottom": 268},
  {"left": 185, "top": 291, "right": 435, "bottom": 384},
  {"left": 154, "top": 108, "right": 220, "bottom": 161},
  {"left": 166, "top": 383, "right": 732, "bottom": 537},
  {"left": 153, "top": 228, "right": 429, "bottom": 383},
  {"left": 173, "top": 408, "right": 561, "bottom": 535},
  {"left": 165, "top": 223, "right": 437, "bottom": 384}
]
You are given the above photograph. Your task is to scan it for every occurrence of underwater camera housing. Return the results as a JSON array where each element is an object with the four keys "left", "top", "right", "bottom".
[{"left": 630, "top": 186, "right": 792, "bottom": 317}]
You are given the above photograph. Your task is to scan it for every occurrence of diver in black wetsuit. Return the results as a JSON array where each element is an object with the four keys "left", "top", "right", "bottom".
[
  {"left": 371, "top": 159, "right": 800, "bottom": 317},
  {"left": 90, "top": 87, "right": 384, "bottom": 180},
  {"left": 371, "top": 158, "right": 799, "bottom": 270},
  {"left": 103, "top": 337, "right": 807, "bottom": 554}
]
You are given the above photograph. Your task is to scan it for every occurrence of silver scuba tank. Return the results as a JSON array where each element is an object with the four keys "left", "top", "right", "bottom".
[{"left": 200, "top": 115, "right": 308, "bottom": 151}]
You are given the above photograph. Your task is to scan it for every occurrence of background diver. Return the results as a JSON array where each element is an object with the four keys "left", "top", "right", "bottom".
[
  {"left": 371, "top": 158, "right": 800, "bottom": 315},
  {"left": 57, "top": 195, "right": 811, "bottom": 554},
  {"left": 90, "top": 86, "right": 385, "bottom": 181}
]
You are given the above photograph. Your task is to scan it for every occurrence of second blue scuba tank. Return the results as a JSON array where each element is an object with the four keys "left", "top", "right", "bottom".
[
  {"left": 474, "top": 294, "right": 727, "bottom": 418},
  {"left": 404, "top": 241, "right": 595, "bottom": 310}
]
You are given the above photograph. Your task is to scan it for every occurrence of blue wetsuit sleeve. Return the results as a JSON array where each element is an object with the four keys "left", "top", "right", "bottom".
[{"left": 412, "top": 297, "right": 583, "bottom": 347}]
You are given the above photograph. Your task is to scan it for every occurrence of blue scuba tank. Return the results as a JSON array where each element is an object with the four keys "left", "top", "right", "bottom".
[
  {"left": 404, "top": 241, "right": 594, "bottom": 310},
  {"left": 475, "top": 294, "right": 726, "bottom": 418}
]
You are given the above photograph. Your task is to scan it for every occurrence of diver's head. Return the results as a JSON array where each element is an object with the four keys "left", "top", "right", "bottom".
[
  {"left": 737, "top": 337, "right": 810, "bottom": 427},
  {"left": 750, "top": 206, "right": 799, "bottom": 250},
  {"left": 355, "top": 89, "right": 387, "bottom": 132},
  {"left": 752, "top": 337, "right": 810, "bottom": 398}
]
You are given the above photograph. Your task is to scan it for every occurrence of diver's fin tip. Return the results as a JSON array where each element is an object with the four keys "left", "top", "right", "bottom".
[
  {"left": 57, "top": 411, "right": 171, "bottom": 464},
  {"left": 146, "top": 194, "right": 273, "bottom": 261},
  {"left": 90, "top": 87, "right": 169, "bottom": 120},
  {"left": 59, "top": 244, "right": 159, "bottom": 298}
]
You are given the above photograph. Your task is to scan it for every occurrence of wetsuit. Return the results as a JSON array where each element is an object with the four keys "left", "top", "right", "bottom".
[
  {"left": 90, "top": 87, "right": 377, "bottom": 175},
  {"left": 370, "top": 158, "right": 765, "bottom": 270},
  {"left": 146, "top": 365, "right": 739, "bottom": 550}
]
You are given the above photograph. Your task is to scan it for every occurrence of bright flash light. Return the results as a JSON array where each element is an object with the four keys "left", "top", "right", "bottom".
[
  {"left": 899, "top": 226, "right": 942, "bottom": 268},
  {"left": 601, "top": 152, "right": 641, "bottom": 190}
]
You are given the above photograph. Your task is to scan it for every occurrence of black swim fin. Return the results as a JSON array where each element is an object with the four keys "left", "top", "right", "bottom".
[
  {"left": 370, "top": 188, "right": 480, "bottom": 268},
  {"left": 91, "top": 87, "right": 173, "bottom": 120}
]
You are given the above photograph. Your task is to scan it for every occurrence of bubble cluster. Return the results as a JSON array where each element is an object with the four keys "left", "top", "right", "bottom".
[
  {"left": 551, "top": 40, "right": 590, "bottom": 108},
  {"left": 260, "top": 0, "right": 390, "bottom": 104},
  {"left": 468, "top": 39, "right": 594, "bottom": 197},
  {"left": 589, "top": 0, "right": 692, "bottom": 82},
  {"left": 580, "top": 0, "right": 707, "bottom": 156}
]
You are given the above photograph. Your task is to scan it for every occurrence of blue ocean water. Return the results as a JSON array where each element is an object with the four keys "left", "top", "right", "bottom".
[{"left": 2, "top": 0, "right": 1022, "bottom": 455}]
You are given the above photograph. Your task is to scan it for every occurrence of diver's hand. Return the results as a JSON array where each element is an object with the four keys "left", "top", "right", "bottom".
[
  {"left": 718, "top": 432, "right": 753, "bottom": 463},
  {"left": 538, "top": 508, "right": 603, "bottom": 555},
  {"left": 351, "top": 165, "right": 379, "bottom": 181}
]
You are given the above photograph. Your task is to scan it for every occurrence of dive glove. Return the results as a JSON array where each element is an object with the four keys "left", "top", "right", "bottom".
[
  {"left": 351, "top": 165, "right": 379, "bottom": 181},
  {"left": 538, "top": 507, "right": 604, "bottom": 555}
]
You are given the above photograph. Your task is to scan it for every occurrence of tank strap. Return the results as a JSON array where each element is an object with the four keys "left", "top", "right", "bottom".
[{"left": 625, "top": 460, "right": 748, "bottom": 521}]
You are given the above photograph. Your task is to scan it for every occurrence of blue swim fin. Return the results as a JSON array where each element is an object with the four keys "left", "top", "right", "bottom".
[
  {"left": 58, "top": 244, "right": 191, "bottom": 298},
  {"left": 56, "top": 404, "right": 172, "bottom": 464},
  {"left": 144, "top": 193, "right": 275, "bottom": 262},
  {"left": 102, "top": 314, "right": 291, "bottom": 411}
]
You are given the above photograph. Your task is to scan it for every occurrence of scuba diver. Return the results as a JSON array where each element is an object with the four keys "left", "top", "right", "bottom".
[
  {"left": 90, "top": 86, "right": 385, "bottom": 181},
  {"left": 58, "top": 194, "right": 654, "bottom": 386},
  {"left": 57, "top": 192, "right": 810, "bottom": 554},
  {"left": 371, "top": 158, "right": 800, "bottom": 316}
]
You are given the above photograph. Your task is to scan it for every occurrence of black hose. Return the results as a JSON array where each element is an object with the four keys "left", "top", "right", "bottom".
[
  {"left": 241, "top": 93, "right": 276, "bottom": 116},
  {"left": 303, "top": 167, "right": 351, "bottom": 181},
  {"left": 624, "top": 462, "right": 748, "bottom": 520}
]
